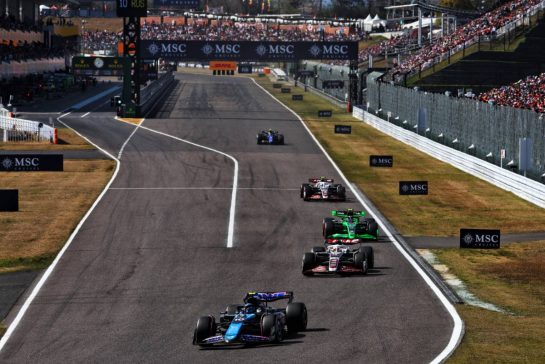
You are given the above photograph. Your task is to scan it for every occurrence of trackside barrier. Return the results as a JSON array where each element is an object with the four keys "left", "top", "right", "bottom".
[
  {"left": 0, "top": 108, "right": 56, "bottom": 143},
  {"left": 139, "top": 72, "right": 175, "bottom": 117},
  {"left": 353, "top": 106, "right": 545, "bottom": 209}
]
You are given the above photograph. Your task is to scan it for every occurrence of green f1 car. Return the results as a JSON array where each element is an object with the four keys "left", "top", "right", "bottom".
[{"left": 322, "top": 209, "right": 379, "bottom": 242}]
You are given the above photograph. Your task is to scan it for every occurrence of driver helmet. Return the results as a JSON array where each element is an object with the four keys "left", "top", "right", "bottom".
[
  {"left": 268, "top": 128, "right": 273, "bottom": 134},
  {"left": 320, "top": 176, "right": 326, "bottom": 181},
  {"left": 244, "top": 303, "right": 257, "bottom": 314}
]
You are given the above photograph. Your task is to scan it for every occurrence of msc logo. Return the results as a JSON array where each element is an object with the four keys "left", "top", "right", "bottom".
[
  {"left": 1, "top": 157, "right": 39, "bottom": 170},
  {"left": 158, "top": 43, "right": 186, "bottom": 54},
  {"left": 203, "top": 43, "right": 240, "bottom": 55},
  {"left": 309, "top": 44, "right": 350, "bottom": 58},
  {"left": 399, "top": 181, "right": 428, "bottom": 195},
  {"left": 460, "top": 229, "right": 501, "bottom": 249},
  {"left": 148, "top": 42, "right": 160, "bottom": 56},
  {"left": 370, "top": 155, "right": 393, "bottom": 167}
]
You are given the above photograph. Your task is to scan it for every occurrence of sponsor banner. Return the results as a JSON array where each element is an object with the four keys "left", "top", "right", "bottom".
[
  {"left": 0, "top": 155, "right": 63, "bottom": 172},
  {"left": 399, "top": 181, "right": 428, "bottom": 195},
  {"left": 72, "top": 56, "right": 124, "bottom": 76},
  {"left": 153, "top": 0, "right": 200, "bottom": 8},
  {"left": 323, "top": 80, "right": 345, "bottom": 89},
  {"left": 209, "top": 61, "right": 237, "bottom": 71},
  {"left": 334, "top": 125, "right": 351, "bottom": 134},
  {"left": 292, "top": 95, "right": 303, "bottom": 101},
  {"left": 0, "top": 190, "right": 18, "bottom": 211},
  {"left": 318, "top": 110, "right": 333, "bottom": 117},
  {"left": 370, "top": 155, "right": 393, "bottom": 167},
  {"left": 238, "top": 64, "right": 253, "bottom": 74},
  {"left": 141, "top": 41, "right": 358, "bottom": 61},
  {"left": 272, "top": 83, "right": 282, "bottom": 89},
  {"left": 281, "top": 88, "right": 291, "bottom": 93},
  {"left": 460, "top": 229, "right": 500, "bottom": 249}
]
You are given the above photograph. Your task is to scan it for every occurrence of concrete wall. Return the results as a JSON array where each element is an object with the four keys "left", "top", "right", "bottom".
[
  {"left": 367, "top": 73, "right": 545, "bottom": 179},
  {"left": 296, "top": 61, "right": 350, "bottom": 102}
]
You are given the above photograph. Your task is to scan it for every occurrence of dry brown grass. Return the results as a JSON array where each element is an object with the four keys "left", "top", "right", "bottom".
[
  {"left": 253, "top": 76, "right": 545, "bottom": 237},
  {"left": 0, "top": 128, "right": 95, "bottom": 151},
  {"left": 0, "top": 159, "right": 115, "bottom": 273},
  {"left": 434, "top": 243, "right": 545, "bottom": 363}
]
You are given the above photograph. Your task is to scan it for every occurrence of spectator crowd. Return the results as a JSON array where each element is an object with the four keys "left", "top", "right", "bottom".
[
  {"left": 392, "top": 0, "right": 543, "bottom": 75},
  {"left": 478, "top": 73, "right": 545, "bottom": 113},
  {"left": 81, "top": 20, "right": 366, "bottom": 54}
]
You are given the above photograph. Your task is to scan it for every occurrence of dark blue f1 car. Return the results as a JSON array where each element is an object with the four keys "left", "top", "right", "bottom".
[
  {"left": 193, "top": 291, "right": 307, "bottom": 346},
  {"left": 257, "top": 129, "right": 284, "bottom": 145}
]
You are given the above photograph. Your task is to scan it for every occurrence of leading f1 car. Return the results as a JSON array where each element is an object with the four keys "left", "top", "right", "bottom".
[
  {"left": 193, "top": 291, "right": 307, "bottom": 346},
  {"left": 257, "top": 129, "right": 284, "bottom": 145}
]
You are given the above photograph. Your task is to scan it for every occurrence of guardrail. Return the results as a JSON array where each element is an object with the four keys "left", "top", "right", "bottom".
[
  {"left": 353, "top": 106, "right": 545, "bottom": 209},
  {"left": 140, "top": 72, "right": 175, "bottom": 117},
  {"left": 0, "top": 110, "right": 56, "bottom": 143}
]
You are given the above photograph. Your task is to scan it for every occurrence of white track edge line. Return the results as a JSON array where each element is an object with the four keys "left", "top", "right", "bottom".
[
  {"left": 251, "top": 78, "right": 463, "bottom": 364},
  {"left": 0, "top": 112, "right": 123, "bottom": 352},
  {"left": 114, "top": 117, "right": 238, "bottom": 249}
]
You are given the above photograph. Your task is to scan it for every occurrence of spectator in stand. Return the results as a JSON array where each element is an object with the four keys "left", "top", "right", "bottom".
[
  {"left": 392, "top": 0, "right": 542, "bottom": 76},
  {"left": 80, "top": 21, "right": 366, "bottom": 54},
  {"left": 477, "top": 73, "right": 545, "bottom": 113}
]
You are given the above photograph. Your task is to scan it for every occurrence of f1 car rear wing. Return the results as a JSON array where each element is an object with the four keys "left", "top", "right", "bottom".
[
  {"left": 244, "top": 291, "right": 294, "bottom": 303},
  {"left": 309, "top": 178, "right": 334, "bottom": 183},
  {"left": 332, "top": 209, "right": 365, "bottom": 217}
]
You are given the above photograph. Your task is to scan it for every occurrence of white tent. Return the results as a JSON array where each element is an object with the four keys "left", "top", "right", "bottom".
[
  {"left": 372, "top": 14, "right": 383, "bottom": 29},
  {"left": 363, "top": 14, "right": 373, "bottom": 32}
]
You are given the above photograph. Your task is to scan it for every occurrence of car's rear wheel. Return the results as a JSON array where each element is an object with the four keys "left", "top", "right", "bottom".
[
  {"left": 323, "top": 219, "right": 335, "bottom": 238},
  {"left": 286, "top": 302, "right": 308, "bottom": 333},
  {"left": 360, "top": 246, "right": 374, "bottom": 269},
  {"left": 302, "top": 252, "right": 315, "bottom": 276},
  {"left": 354, "top": 251, "right": 368, "bottom": 275},
  {"left": 193, "top": 316, "right": 216, "bottom": 346},
  {"left": 300, "top": 183, "right": 309, "bottom": 198},
  {"left": 278, "top": 135, "right": 284, "bottom": 145},
  {"left": 303, "top": 185, "right": 312, "bottom": 201}
]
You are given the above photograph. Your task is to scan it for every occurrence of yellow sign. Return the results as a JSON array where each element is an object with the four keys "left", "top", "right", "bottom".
[{"left": 209, "top": 61, "right": 237, "bottom": 71}]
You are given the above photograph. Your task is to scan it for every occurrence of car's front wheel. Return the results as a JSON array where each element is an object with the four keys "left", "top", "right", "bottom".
[
  {"left": 193, "top": 316, "right": 216, "bottom": 346},
  {"left": 286, "top": 302, "right": 308, "bottom": 333}
]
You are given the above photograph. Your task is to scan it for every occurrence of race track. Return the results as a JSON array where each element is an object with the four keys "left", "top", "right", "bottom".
[{"left": 0, "top": 73, "right": 453, "bottom": 363}]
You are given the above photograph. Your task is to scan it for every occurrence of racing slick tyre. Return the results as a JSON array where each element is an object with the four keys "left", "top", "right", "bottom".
[
  {"left": 323, "top": 218, "right": 335, "bottom": 238},
  {"left": 354, "top": 251, "right": 369, "bottom": 275},
  {"left": 302, "top": 185, "right": 312, "bottom": 201},
  {"left": 369, "top": 220, "right": 379, "bottom": 240},
  {"left": 193, "top": 316, "right": 216, "bottom": 346},
  {"left": 302, "top": 252, "right": 316, "bottom": 276},
  {"left": 261, "top": 314, "right": 282, "bottom": 342},
  {"left": 300, "top": 183, "right": 310, "bottom": 198},
  {"left": 311, "top": 246, "right": 325, "bottom": 253},
  {"left": 336, "top": 185, "right": 346, "bottom": 201},
  {"left": 286, "top": 302, "right": 308, "bottom": 334},
  {"left": 257, "top": 136, "right": 262, "bottom": 144},
  {"left": 278, "top": 135, "right": 285, "bottom": 145},
  {"left": 360, "top": 246, "right": 374, "bottom": 269}
]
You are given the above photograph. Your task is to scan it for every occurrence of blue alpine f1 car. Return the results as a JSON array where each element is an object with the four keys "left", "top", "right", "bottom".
[
  {"left": 257, "top": 129, "right": 284, "bottom": 145},
  {"left": 193, "top": 291, "right": 307, "bottom": 346}
]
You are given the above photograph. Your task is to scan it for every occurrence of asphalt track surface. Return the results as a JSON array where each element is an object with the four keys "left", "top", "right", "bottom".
[{"left": 0, "top": 74, "right": 453, "bottom": 363}]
